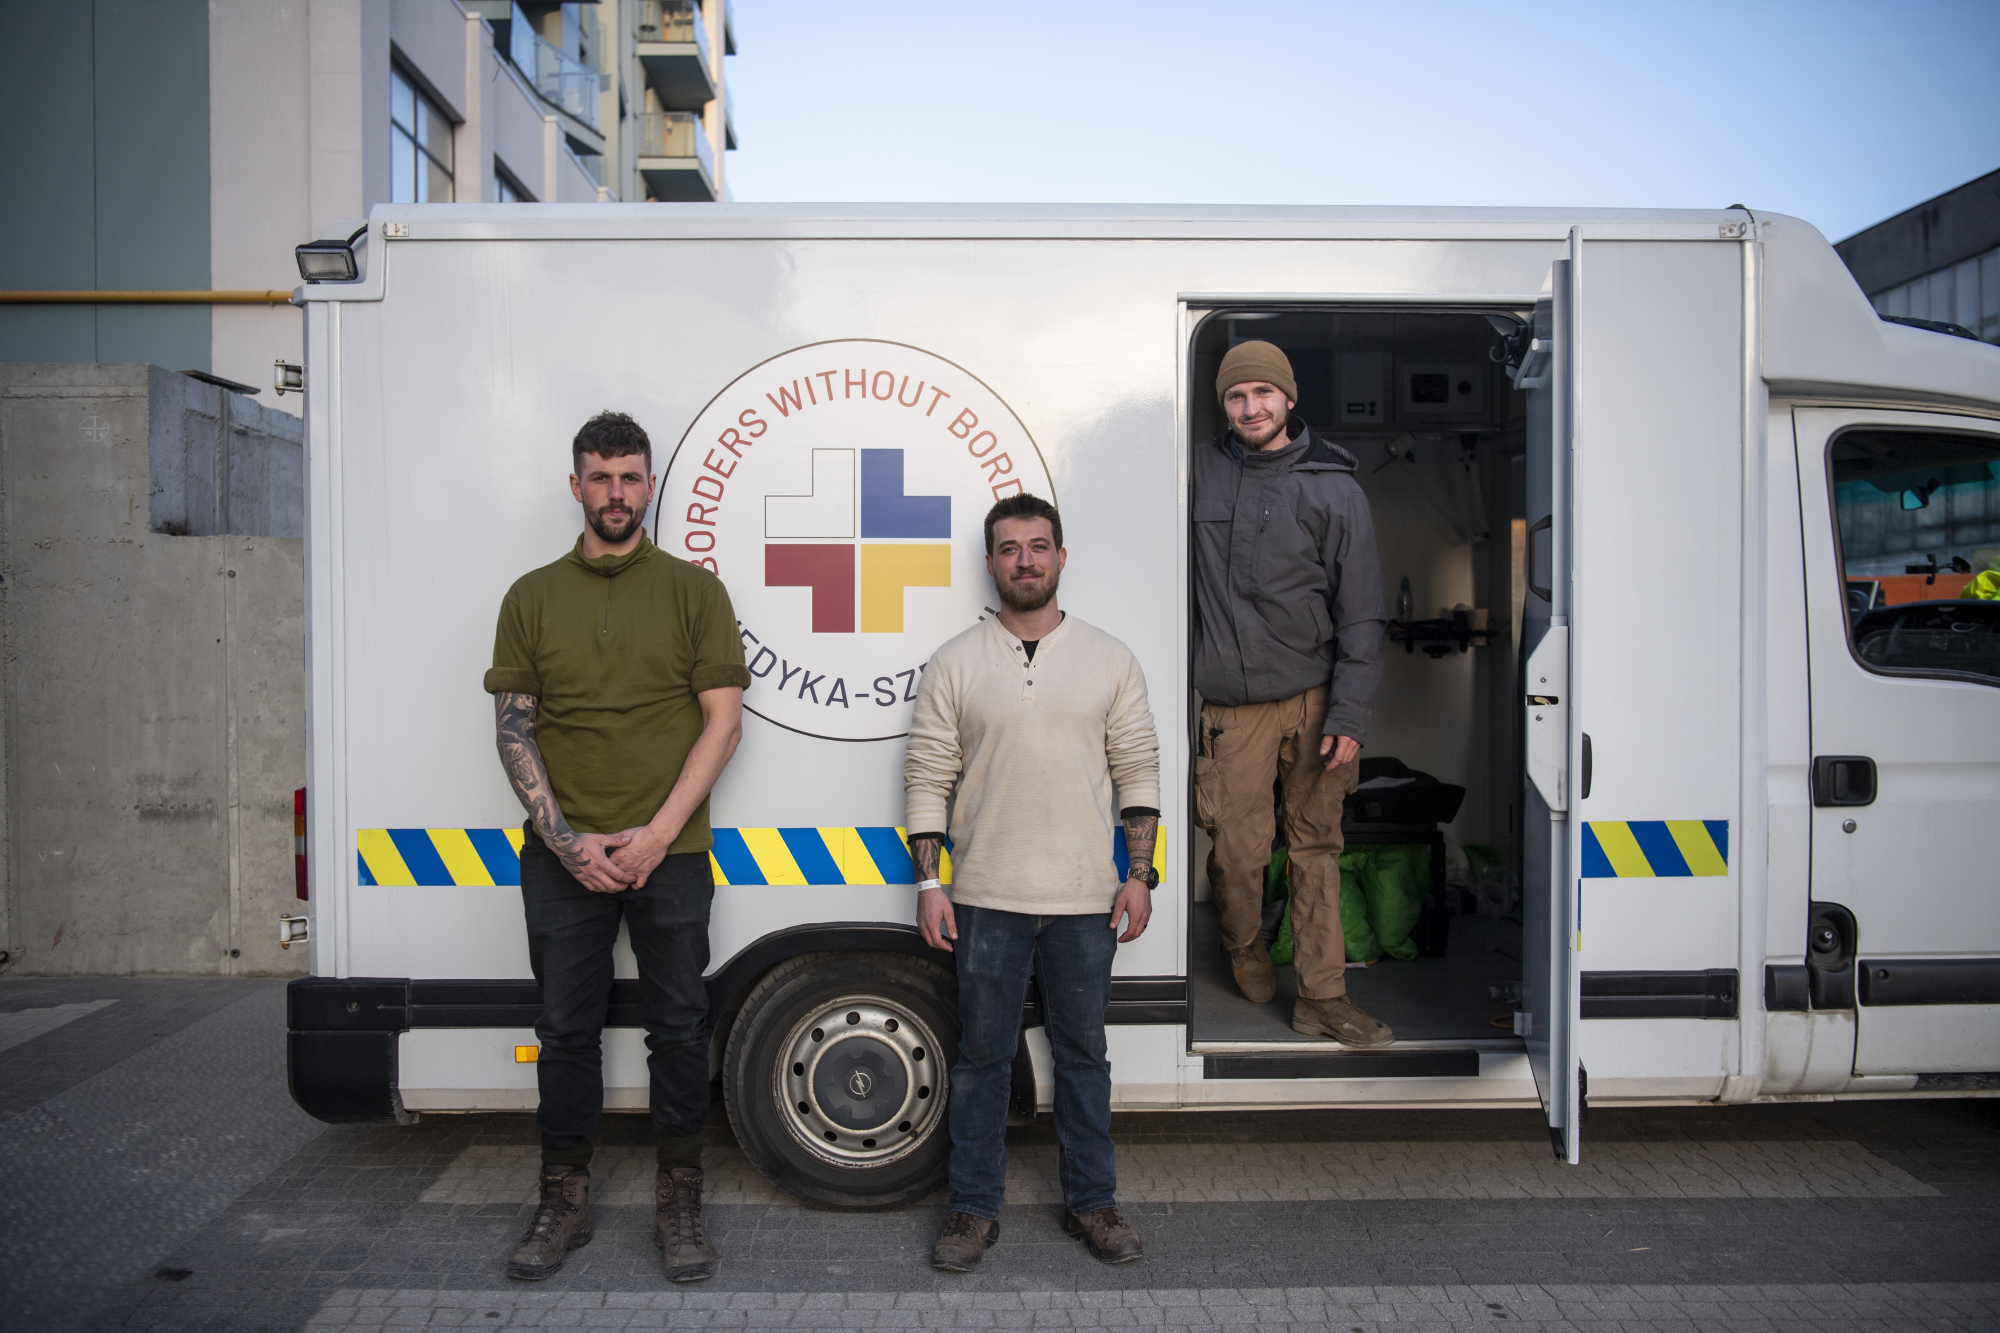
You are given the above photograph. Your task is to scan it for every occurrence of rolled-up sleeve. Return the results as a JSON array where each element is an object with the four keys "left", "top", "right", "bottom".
[
  {"left": 1104, "top": 650, "right": 1160, "bottom": 811},
  {"left": 483, "top": 587, "right": 543, "bottom": 696},
  {"left": 903, "top": 662, "right": 962, "bottom": 837},
  {"left": 689, "top": 576, "right": 753, "bottom": 695}
]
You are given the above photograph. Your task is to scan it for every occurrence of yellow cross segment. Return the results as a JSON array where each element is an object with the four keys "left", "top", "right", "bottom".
[
  {"left": 356, "top": 828, "right": 416, "bottom": 886},
  {"left": 1592, "top": 821, "right": 1656, "bottom": 878},
  {"left": 1665, "top": 821, "right": 1729, "bottom": 877},
  {"left": 426, "top": 828, "right": 495, "bottom": 887},
  {"left": 860, "top": 544, "right": 951, "bottom": 633},
  {"left": 504, "top": 827, "right": 525, "bottom": 855},
  {"left": 736, "top": 827, "right": 808, "bottom": 885}
]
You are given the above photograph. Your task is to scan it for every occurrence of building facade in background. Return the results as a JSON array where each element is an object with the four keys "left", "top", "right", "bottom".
[
  {"left": 0, "top": 0, "right": 739, "bottom": 418},
  {"left": 1836, "top": 168, "right": 2000, "bottom": 345}
]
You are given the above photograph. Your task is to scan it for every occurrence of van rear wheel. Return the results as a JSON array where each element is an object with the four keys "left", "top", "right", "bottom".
[{"left": 722, "top": 952, "right": 956, "bottom": 1211}]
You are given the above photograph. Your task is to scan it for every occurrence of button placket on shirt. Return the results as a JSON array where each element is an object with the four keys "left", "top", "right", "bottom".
[{"left": 1012, "top": 641, "right": 1036, "bottom": 704}]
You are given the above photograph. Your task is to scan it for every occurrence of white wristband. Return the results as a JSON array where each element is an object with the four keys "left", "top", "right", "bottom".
[{"left": 917, "top": 879, "right": 943, "bottom": 892}]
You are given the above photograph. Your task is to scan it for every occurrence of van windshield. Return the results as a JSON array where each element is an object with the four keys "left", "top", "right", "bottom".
[{"left": 1830, "top": 428, "right": 2000, "bottom": 682}]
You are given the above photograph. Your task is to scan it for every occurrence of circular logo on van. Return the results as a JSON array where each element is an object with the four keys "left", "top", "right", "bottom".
[{"left": 658, "top": 340, "right": 1055, "bottom": 741}]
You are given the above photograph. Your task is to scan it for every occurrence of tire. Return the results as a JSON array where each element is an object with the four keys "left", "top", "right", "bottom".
[{"left": 722, "top": 951, "right": 957, "bottom": 1211}]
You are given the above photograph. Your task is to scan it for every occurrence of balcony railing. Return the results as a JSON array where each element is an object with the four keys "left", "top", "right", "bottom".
[
  {"left": 637, "top": 0, "right": 711, "bottom": 65},
  {"left": 639, "top": 111, "right": 714, "bottom": 177},
  {"left": 511, "top": 16, "right": 600, "bottom": 128}
]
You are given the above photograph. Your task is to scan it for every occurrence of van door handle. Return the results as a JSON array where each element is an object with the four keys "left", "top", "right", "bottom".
[
  {"left": 1811, "top": 756, "right": 1876, "bottom": 808},
  {"left": 1527, "top": 515, "right": 1553, "bottom": 602}
]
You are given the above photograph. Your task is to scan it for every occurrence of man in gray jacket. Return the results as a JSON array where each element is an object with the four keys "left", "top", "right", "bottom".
[{"left": 1192, "top": 340, "right": 1391, "bottom": 1047}]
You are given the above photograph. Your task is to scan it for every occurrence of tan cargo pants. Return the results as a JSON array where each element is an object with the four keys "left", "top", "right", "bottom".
[{"left": 1193, "top": 686, "right": 1359, "bottom": 1000}]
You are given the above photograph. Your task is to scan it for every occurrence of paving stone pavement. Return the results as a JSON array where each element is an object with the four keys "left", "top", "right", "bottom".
[
  {"left": 420, "top": 1138, "right": 1937, "bottom": 1207},
  {"left": 1, "top": 978, "right": 1996, "bottom": 1333},
  {"left": 292, "top": 1282, "right": 2000, "bottom": 1329}
]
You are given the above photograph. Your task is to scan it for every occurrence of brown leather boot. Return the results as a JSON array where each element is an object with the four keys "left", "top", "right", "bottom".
[
  {"left": 930, "top": 1211, "right": 1000, "bottom": 1272},
  {"left": 1063, "top": 1206, "right": 1143, "bottom": 1264},
  {"left": 655, "top": 1167, "right": 717, "bottom": 1283},
  {"left": 1292, "top": 994, "right": 1394, "bottom": 1047},
  {"left": 1228, "top": 946, "right": 1277, "bottom": 1004},
  {"left": 505, "top": 1166, "right": 591, "bottom": 1280}
]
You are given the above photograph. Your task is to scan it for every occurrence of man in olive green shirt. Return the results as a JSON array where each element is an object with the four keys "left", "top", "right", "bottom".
[{"left": 484, "top": 410, "right": 749, "bottom": 1284}]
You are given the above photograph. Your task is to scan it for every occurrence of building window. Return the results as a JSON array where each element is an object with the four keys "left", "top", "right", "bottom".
[
  {"left": 494, "top": 161, "right": 530, "bottom": 203},
  {"left": 1871, "top": 246, "right": 2000, "bottom": 344},
  {"left": 391, "top": 66, "right": 454, "bottom": 203}
]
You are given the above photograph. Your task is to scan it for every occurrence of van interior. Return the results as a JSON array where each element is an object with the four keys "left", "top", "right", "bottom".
[{"left": 1185, "top": 307, "right": 1533, "bottom": 1048}]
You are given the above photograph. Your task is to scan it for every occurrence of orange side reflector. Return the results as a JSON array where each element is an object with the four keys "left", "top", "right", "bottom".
[{"left": 514, "top": 1046, "right": 539, "bottom": 1063}]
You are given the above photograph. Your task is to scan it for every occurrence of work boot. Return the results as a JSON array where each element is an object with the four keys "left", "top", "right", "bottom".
[
  {"left": 930, "top": 1211, "right": 1000, "bottom": 1272},
  {"left": 655, "top": 1167, "right": 717, "bottom": 1283},
  {"left": 1063, "top": 1206, "right": 1144, "bottom": 1265},
  {"left": 1228, "top": 946, "right": 1277, "bottom": 1004},
  {"left": 505, "top": 1166, "right": 592, "bottom": 1281},
  {"left": 1292, "top": 994, "right": 1394, "bottom": 1048}
]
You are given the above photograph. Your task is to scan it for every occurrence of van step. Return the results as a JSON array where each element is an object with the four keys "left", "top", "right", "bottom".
[{"left": 1202, "top": 1048, "right": 1480, "bottom": 1080}]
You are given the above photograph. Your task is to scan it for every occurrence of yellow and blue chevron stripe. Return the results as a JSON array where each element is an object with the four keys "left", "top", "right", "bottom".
[
  {"left": 357, "top": 826, "right": 1166, "bottom": 888},
  {"left": 1581, "top": 821, "right": 1728, "bottom": 878}
]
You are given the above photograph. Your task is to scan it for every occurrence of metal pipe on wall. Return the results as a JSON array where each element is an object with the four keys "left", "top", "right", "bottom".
[{"left": 0, "top": 290, "right": 294, "bottom": 305}]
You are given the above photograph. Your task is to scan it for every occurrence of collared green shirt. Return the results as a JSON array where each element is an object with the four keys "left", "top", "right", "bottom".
[{"left": 484, "top": 534, "right": 751, "bottom": 849}]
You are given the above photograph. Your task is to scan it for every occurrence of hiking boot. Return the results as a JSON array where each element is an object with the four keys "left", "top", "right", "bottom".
[
  {"left": 505, "top": 1166, "right": 591, "bottom": 1281},
  {"left": 930, "top": 1211, "right": 1000, "bottom": 1272},
  {"left": 1063, "top": 1206, "right": 1143, "bottom": 1264},
  {"left": 655, "top": 1167, "right": 716, "bottom": 1283},
  {"left": 1228, "top": 946, "right": 1277, "bottom": 1004},
  {"left": 1292, "top": 994, "right": 1394, "bottom": 1048}
]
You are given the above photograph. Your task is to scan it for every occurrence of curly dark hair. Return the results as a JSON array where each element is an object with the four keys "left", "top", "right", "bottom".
[
  {"left": 571, "top": 410, "right": 652, "bottom": 475},
  {"left": 983, "top": 492, "right": 1061, "bottom": 553}
]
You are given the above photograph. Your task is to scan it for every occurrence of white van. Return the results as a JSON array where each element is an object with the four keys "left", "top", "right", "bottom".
[{"left": 285, "top": 204, "right": 2000, "bottom": 1209}]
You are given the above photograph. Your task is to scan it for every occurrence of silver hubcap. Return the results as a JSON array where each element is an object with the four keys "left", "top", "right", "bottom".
[{"left": 774, "top": 994, "right": 947, "bottom": 1169}]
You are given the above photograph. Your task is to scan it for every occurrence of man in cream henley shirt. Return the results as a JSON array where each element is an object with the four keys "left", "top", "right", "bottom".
[{"left": 904, "top": 494, "right": 1159, "bottom": 1273}]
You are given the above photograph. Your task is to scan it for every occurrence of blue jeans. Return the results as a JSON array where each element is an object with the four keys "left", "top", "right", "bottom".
[{"left": 947, "top": 904, "right": 1118, "bottom": 1219}]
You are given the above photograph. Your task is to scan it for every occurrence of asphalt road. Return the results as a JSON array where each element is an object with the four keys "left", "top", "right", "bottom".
[{"left": 2, "top": 977, "right": 1996, "bottom": 1331}]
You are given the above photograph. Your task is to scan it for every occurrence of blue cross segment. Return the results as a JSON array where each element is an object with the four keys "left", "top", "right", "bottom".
[{"left": 860, "top": 449, "right": 950, "bottom": 538}]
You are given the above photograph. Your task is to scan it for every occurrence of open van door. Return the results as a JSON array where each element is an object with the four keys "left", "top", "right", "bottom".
[{"left": 1514, "top": 230, "right": 1584, "bottom": 1163}]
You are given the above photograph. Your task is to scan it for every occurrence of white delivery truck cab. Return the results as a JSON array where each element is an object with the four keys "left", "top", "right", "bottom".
[{"left": 285, "top": 204, "right": 2000, "bottom": 1208}]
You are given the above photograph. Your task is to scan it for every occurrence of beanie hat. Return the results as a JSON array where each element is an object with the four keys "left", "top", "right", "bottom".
[{"left": 1216, "top": 340, "right": 1297, "bottom": 403}]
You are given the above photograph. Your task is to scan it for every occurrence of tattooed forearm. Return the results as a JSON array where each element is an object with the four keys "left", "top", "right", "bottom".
[
  {"left": 908, "top": 834, "right": 944, "bottom": 884},
  {"left": 494, "top": 692, "right": 589, "bottom": 875},
  {"left": 1121, "top": 812, "right": 1158, "bottom": 881}
]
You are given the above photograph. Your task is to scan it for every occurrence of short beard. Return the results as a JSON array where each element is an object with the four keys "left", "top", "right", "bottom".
[
  {"left": 1235, "top": 409, "right": 1289, "bottom": 449},
  {"left": 587, "top": 502, "right": 643, "bottom": 545},
  {"left": 996, "top": 565, "right": 1059, "bottom": 613}
]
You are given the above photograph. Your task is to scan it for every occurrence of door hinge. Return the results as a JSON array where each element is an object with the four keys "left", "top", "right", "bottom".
[
  {"left": 274, "top": 361, "right": 304, "bottom": 396},
  {"left": 1719, "top": 220, "right": 1750, "bottom": 239}
]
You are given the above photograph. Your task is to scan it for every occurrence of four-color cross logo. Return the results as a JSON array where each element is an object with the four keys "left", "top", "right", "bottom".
[
  {"left": 762, "top": 448, "right": 952, "bottom": 634},
  {"left": 659, "top": 340, "right": 1055, "bottom": 742}
]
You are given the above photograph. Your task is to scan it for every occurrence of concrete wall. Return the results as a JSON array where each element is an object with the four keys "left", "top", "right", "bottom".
[{"left": 0, "top": 363, "right": 305, "bottom": 977}]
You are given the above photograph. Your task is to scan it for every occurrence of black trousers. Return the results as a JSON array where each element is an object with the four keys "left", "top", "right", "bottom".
[{"left": 520, "top": 833, "right": 713, "bottom": 1153}]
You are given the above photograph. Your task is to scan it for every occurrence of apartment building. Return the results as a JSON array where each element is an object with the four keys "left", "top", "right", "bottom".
[
  {"left": 1836, "top": 168, "right": 2000, "bottom": 345},
  {"left": 0, "top": 0, "right": 739, "bottom": 416}
]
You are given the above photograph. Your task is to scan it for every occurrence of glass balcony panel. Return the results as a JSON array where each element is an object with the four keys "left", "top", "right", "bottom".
[
  {"left": 638, "top": 111, "right": 714, "bottom": 174},
  {"left": 639, "top": 0, "right": 710, "bottom": 63}
]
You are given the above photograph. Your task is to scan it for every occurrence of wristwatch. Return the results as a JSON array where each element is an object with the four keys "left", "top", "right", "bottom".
[{"left": 1127, "top": 862, "right": 1159, "bottom": 890}]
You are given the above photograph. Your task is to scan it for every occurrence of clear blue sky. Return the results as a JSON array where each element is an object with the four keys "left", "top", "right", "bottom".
[{"left": 722, "top": 0, "right": 2000, "bottom": 244}]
